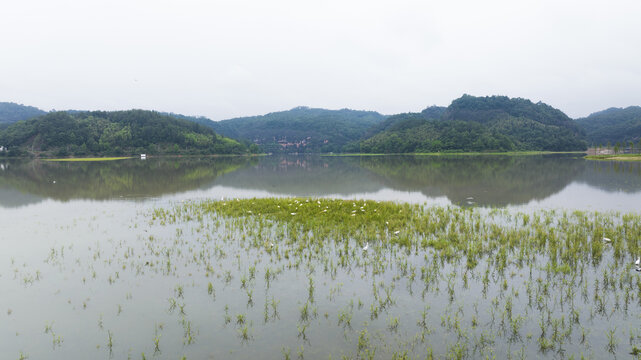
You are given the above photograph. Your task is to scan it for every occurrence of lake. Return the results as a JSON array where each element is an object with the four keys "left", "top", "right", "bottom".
[
  {"left": 1, "top": 154, "right": 640, "bottom": 359},
  {"left": 2, "top": 154, "right": 641, "bottom": 210}
]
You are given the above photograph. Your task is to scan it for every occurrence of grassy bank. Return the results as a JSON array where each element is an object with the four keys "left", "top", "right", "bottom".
[
  {"left": 585, "top": 154, "right": 641, "bottom": 161},
  {"left": 44, "top": 156, "right": 135, "bottom": 162}
]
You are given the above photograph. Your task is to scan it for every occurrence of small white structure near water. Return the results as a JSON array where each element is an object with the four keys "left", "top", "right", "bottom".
[{"left": 140, "top": 154, "right": 147, "bottom": 160}]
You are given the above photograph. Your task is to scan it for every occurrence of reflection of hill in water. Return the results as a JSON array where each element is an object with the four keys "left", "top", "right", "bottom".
[
  {"left": 0, "top": 186, "right": 44, "bottom": 208},
  {"left": 0, "top": 157, "right": 255, "bottom": 207},
  {"left": 3, "top": 154, "right": 639, "bottom": 209},
  {"left": 214, "top": 156, "right": 382, "bottom": 196},
  {"left": 216, "top": 154, "right": 591, "bottom": 207},
  {"left": 355, "top": 155, "right": 586, "bottom": 206},
  {"left": 576, "top": 161, "right": 641, "bottom": 193}
]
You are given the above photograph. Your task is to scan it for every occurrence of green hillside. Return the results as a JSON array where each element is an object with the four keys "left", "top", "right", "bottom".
[
  {"left": 209, "top": 106, "right": 387, "bottom": 153},
  {"left": 0, "top": 102, "right": 47, "bottom": 128},
  {"left": 575, "top": 106, "right": 641, "bottom": 146},
  {"left": 356, "top": 95, "right": 587, "bottom": 153},
  {"left": 0, "top": 110, "right": 248, "bottom": 157}
]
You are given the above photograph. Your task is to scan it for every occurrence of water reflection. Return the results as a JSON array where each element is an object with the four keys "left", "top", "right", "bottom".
[
  {"left": 212, "top": 156, "right": 382, "bottom": 196},
  {"left": 0, "top": 157, "right": 256, "bottom": 207},
  {"left": 1, "top": 155, "right": 641, "bottom": 209},
  {"left": 356, "top": 155, "right": 586, "bottom": 206},
  {"left": 577, "top": 160, "right": 641, "bottom": 193}
]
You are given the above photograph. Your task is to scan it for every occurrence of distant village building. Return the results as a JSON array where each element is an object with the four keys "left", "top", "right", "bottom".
[
  {"left": 277, "top": 138, "right": 308, "bottom": 149},
  {"left": 587, "top": 147, "right": 614, "bottom": 156}
]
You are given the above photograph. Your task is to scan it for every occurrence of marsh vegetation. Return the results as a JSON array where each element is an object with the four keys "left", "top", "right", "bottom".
[{"left": 3, "top": 196, "right": 641, "bottom": 359}]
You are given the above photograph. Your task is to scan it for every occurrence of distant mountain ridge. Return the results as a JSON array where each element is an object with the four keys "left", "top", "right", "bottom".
[
  {"left": 0, "top": 102, "right": 47, "bottom": 127},
  {"left": 575, "top": 106, "right": 641, "bottom": 146},
  {"left": 207, "top": 106, "right": 387, "bottom": 153},
  {"left": 5, "top": 96, "right": 641, "bottom": 155}
]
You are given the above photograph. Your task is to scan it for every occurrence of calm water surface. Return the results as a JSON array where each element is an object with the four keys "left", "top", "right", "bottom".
[
  {"left": 1, "top": 154, "right": 640, "bottom": 359},
  {"left": 1, "top": 154, "right": 640, "bottom": 210}
]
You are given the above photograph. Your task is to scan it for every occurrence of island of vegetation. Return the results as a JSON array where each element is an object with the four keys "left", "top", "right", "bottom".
[{"left": 0, "top": 110, "right": 251, "bottom": 157}]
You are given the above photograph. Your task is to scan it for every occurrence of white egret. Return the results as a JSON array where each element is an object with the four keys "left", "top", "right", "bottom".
[
  {"left": 635, "top": 257, "right": 640, "bottom": 266},
  {"left": 602, "top": 237, "right": 612, "bottom": 243},
  {"left": 362, "top": 242, "right": 369, "bottom": 251}
]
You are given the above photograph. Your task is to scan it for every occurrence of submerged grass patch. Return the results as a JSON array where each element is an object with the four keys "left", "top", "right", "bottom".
[{"left": 171, "top": 197, "right": 641, "bottom": 272}]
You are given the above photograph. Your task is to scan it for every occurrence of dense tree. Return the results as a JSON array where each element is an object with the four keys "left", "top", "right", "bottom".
[
  {"left": 0, "top": 110, "right": 248, "bottom": 157},
  {"left": 357, "top": 95, "right": 586, "bottom": 153},
  {"left": 575, "top": 106, "right": 641, "bottom": 145},
  {"left": 5, "top": 95, "right": 621, "bottom": 156},
  {"left": 206, "top": 107, "right": 387, "bottom": 153}
]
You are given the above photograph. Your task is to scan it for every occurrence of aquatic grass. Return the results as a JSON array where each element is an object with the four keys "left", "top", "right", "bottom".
[
  {"left": 9, "top": 195, "right": 641, "bottom": 358},
  {"left": 188, "top": 198, "right": 421, "bottom": 245},
  {"left": 151, "top": 198, "right": 641, "bottom": 350}
]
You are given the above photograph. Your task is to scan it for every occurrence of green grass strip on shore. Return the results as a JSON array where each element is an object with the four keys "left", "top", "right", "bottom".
[
  {"left": 585, "top": 154, "right": 641, "bottom": 161},
  {"left": 44, "top": 156, "right": 135, "bottom": 162}
]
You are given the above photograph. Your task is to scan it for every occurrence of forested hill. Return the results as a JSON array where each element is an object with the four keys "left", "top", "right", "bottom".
[
  {"left": 161, "top": 112, "right": 216, "bottom": 129},
  {"left": 0, "top": 110, "right": 248, "bottom": 157},
  {"left": 355, "top": 95, "right": 587, "bottom": 153},
  {"left": 359, "top": 106, "right": 446, "bottom": 140},
  {"left": 0, "top": 102, "right": 47, "bottom": 127},
  {"left": 209, "top": 107, "right": 387, "bottom": 153},
  {"left": 575, "top": 106, "right": 641, "bottom": 146}
]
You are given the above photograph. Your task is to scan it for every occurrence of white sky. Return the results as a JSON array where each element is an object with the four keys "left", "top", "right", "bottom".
[{"left": 1, "top": 0, "right": 640, "bottom": 120}]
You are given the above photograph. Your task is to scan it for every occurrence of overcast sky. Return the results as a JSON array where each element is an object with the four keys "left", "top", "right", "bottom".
[{"left": 1, "top": 0, "right": 640, "bottom": 120}]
